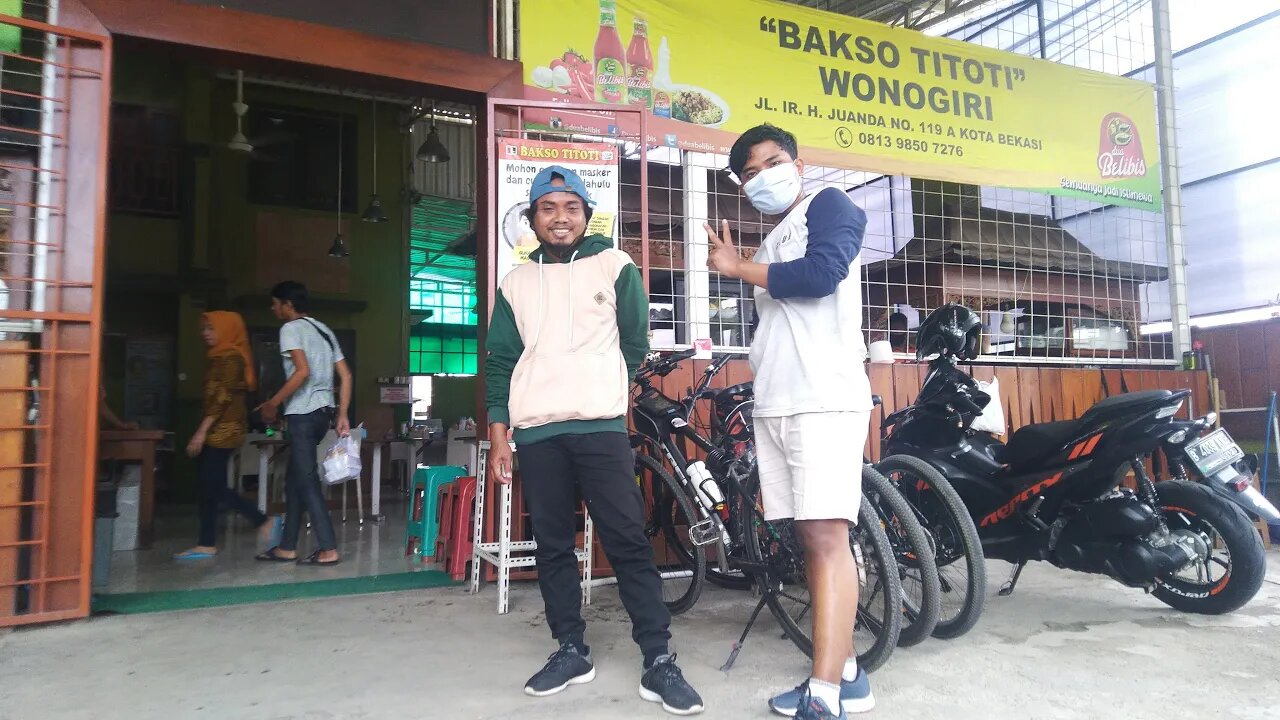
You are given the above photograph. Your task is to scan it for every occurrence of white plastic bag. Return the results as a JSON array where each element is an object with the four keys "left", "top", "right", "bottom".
[
  {"left": 970, "top": 376, "right": 1007, "bottom": 436},
  {"left": 322, "top": 427, "right": 363, "bottom": 485}
]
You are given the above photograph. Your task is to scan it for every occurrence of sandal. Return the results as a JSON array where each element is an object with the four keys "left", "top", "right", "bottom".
[
  {"left": 173, "top": 548, "right": 216, "bottom": 560},
  {"left": 297, "top": 550, "right": 341, "bottom": 567},
  {"left": 255, "top": 547, "right": 295, "bottom": 563}
]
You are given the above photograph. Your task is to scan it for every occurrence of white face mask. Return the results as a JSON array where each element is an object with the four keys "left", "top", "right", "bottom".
[{"left": 742, "top": 162, "right": 802, "bottom": 215}]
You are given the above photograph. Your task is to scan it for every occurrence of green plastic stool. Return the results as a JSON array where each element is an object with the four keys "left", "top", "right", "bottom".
[{"left": 405, "top": 465, "right": 467, "bottom": 560}]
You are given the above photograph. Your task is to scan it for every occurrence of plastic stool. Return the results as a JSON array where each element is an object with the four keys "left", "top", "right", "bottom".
[
  {"left": 436, "top": 476, "right": 477, "bottom": 581},
  {"left": 404, "top": 465, "right": 466, "bottom": 560}
]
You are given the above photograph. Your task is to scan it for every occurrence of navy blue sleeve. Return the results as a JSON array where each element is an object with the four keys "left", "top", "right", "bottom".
[{"left": 766, "top": 187, "right": 866, "bottom": 300}]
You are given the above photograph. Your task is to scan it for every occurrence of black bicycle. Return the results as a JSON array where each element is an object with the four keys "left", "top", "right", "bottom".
[{"left": 631, "top": 349, "right": 905, "bottom": 671}]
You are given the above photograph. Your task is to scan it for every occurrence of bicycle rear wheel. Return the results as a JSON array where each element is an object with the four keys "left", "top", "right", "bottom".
[
  {"left": 877, "top": 454, "right": 987, "bottom": 640},
  {"left": 742, "top": 476, "right": 904, "bottom": 672},
  {"left": 635, "top": 452, "right": 706, "bottom": 614},
  {"left": 862, "top": 464, "right": 941, "bottom": 647}
]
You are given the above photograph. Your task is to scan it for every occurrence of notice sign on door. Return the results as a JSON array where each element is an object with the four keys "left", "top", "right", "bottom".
[{"left": 495, "top": 138, "right": 621, "bottom": 286}]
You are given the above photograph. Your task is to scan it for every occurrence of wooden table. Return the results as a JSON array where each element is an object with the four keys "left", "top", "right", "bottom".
[{"left": 98, "top": 430, "right": 165, "bottom": 547}]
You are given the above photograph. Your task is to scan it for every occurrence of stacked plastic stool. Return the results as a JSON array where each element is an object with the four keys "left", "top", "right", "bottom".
[
  {"left": 435, "top": 475, "right": 478, "bottom": 581},
  {"left": 404, "top": 465, "right": 467, "bottom": 561}
]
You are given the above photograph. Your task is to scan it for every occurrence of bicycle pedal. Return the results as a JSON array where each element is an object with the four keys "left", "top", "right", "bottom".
[{"left": 687, "top": 519, "right": 720, "bottom": 547}]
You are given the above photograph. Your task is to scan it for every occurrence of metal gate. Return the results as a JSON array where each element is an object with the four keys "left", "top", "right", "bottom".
[{"left": 0, "top": 10, "right": 111, "bottom": 626}]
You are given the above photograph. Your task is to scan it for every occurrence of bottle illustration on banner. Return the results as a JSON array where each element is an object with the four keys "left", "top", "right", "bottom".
[
  {"left": 593, "top": 0, "right": 627, "bottom": 104},
  {"left": 652, "top": 36, "right": 673, "bottom": 119},
  {"left": 626, "top": 17, "right": 654, "bottom": 108}
]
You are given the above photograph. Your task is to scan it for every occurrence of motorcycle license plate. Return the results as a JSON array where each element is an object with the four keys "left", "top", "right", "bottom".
[{"left": 1184, "top": 428, "right": 1244, "bottom": 477}]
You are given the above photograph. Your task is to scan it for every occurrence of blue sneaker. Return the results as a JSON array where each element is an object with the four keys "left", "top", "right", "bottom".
[
  {"left": 793, "top": 689, "right": 845, "bottom": 720},
  {"left": 769, "top": 670, "right": 875, "bottom": 716}
]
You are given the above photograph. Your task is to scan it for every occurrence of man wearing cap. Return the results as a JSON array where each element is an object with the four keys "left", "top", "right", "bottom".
[{"left": 484, "top": 166, "right": 705, "bottom": 715}]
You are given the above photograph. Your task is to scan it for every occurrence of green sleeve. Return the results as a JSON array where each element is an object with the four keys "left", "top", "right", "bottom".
[
  {"left": 614, "top": 262, "right": 650, "bottom": 378},
  {"left": 484, "top": 288, "right": 524, "bottom": 426}
]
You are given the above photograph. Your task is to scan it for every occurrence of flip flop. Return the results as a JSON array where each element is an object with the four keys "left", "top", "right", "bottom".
[
  {"left": 297, "top": 550, "right": 340, "bottom": 567},
  {"left": 255, "top": 547, "right": 295, "bottom": 563},
  {"left": 173, "top": 549, "right": 216, "bottom": 560}
]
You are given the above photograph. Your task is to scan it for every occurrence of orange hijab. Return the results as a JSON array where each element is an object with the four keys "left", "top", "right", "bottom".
[{"left": 203, "top": 311, "right": 256, "bottom": 391}]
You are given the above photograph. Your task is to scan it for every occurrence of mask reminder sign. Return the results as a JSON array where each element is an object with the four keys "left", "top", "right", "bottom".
[
  {"left": 520, "top": 0, "right": 1160, "bottom": 211},
  {"left": 496, "top": 138, "right": 622, "bottom": 286}
]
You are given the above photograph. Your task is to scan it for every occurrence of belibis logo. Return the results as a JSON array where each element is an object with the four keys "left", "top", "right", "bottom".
[{"left": 1097, "top": 112, "right": 1146, "bottom": 179}]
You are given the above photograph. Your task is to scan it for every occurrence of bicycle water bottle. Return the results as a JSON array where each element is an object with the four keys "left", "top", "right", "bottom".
[{"left": 686, "top": 460, "right": 724, "bottom": 513}]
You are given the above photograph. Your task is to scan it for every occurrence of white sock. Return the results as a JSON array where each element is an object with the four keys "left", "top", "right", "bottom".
[
  {"left": 809, "top": 679, "right": 841, "bottom": 711},
  {"left": 842, "top": 657, "right": 859, "bottom": 682}
]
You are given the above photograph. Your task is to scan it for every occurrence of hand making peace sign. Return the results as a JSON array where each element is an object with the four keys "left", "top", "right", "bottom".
[{"left": 704, "top": 219, "right": 742, "bottom": 279}]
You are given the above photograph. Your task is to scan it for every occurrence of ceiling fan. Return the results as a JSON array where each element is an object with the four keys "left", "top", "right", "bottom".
[{"left": 226, "top": 70, "right": 291, "bottom": 161}]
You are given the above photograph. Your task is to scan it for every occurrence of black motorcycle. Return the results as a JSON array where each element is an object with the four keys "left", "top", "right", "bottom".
[{"left": 882, "top": 304, "right": 1278, "bottom": 614}]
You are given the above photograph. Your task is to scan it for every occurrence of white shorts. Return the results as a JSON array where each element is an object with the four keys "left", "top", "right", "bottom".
[{"left": 754, "top": 411, "right": 870, "bottom": 523}]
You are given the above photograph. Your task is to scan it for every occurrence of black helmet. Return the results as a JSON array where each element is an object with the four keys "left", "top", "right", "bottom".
[{"left": 915, "top": 304, "right": 983, "bottom": 360}]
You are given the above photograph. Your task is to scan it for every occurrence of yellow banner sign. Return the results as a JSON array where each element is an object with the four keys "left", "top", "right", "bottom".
[{"left": 519, "top": 0, "right": 1161, "bottom": 211}]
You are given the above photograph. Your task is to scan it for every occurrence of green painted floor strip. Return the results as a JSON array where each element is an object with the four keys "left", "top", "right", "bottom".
[{"left": 92, "top": 571, "right": 458, "bottom": 615}]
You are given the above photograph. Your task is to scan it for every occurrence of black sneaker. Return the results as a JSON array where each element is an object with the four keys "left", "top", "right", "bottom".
[
  {"left": 639, "top": 654, "right": 705, "bottom": 716},
  {"left": 523, "top": 643, "right": 596, "bottom": 697}
]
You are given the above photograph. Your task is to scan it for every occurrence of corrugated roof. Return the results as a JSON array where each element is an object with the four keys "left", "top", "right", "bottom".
[
  {"left": 779, "top": 0, "right": 1000, "bottom": 30},
  {"left": 410, "top": 194, "right": 475, "bottom": 283},
  {"left": 864, "top": 201, "right": 1170, "bottom": 283}
]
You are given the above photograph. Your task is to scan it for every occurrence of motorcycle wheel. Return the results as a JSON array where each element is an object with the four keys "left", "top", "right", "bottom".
[
  {"left": 876, "top": 454, "right": 988, "bottom": 639},
  {"left": 1153, "top": 480, "right": 1266, "bottom": 615}
]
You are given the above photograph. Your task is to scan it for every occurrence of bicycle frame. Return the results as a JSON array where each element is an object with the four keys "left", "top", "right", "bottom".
[{"left": 631, "top": 351, "right": 771, "bottom": 574}]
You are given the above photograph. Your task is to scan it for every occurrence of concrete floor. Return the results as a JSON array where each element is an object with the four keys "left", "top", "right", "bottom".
[{"left": 3, "top": 553, "right": 1279, "bottom": 720}]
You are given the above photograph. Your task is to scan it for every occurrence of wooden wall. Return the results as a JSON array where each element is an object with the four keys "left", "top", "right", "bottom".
[{"left": 1194, "top": 319, "right": 1280, "bottom": 411}]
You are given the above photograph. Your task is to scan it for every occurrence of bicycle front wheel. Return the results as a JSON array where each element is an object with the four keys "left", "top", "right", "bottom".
[
  {"left": 862, "top": 464, "right": 942, "bottom": 647},
  {"left": 743, "top": 487, "right": 904, "bottom": 673},
  {"left": 635, "top": 452, "right": 706, "bottom": 614},
  {"left": 877, "top": 454, "right": 987, "bottom": 640}
]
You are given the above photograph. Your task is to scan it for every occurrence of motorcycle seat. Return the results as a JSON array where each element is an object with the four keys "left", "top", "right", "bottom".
[
  {"left": 1079, "top": 390, "right": 1173, "bottom": 426},
  {"left": 1001, "top": 391, "right": 1175, "bottom": 471},
  {"left": 1001, "top": 419, "right": 1084, "bottom": 471}
]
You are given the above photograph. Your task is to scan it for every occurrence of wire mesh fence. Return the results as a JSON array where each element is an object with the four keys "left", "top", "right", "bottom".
[{"left": 622, "top": 0, "right": 1172, "bottom": 364}]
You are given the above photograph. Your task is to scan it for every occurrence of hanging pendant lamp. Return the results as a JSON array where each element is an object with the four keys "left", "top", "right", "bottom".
[
  {"left": 329, "top": 97, "right": 350, "bottom": 258},
  {"left": 361, "top": 98, "right": 388, "bottom": 223},
  {"left": 415, "top": 101, "right": 450, "bottom": 163}
]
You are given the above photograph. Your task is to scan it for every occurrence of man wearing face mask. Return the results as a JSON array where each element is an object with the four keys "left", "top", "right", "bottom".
[
  {"left": 706, "top": 124, "right": 873, "bottom": 720},
  {"left": 485, "top": 166, "right": 705, "bottom": 716}
]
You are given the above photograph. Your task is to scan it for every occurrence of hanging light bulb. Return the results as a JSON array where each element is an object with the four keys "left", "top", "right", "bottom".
[
  {"left": 416, "top": 101, "right": 450, "bottom": 163},
  {"left": 328, "top": 233, "right": 350, "bottom": 258},
  {"left": 361, "top": 195, "right": 387, "bottom": 223},
  {"left": 330, "top": 94, "right": 350, "bottom": 258},
  {"left": 361, "top": 98, "right": 388, "bottom": 223}
]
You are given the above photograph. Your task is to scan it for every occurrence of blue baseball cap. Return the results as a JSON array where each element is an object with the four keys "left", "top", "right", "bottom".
[{"left": 528, "top": 165, "right": 597, "bottom": 207}]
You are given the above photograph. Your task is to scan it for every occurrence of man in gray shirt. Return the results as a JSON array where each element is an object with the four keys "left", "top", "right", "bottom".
[{"left": 256, "top": 280, "right": 351, "bottom": 566}]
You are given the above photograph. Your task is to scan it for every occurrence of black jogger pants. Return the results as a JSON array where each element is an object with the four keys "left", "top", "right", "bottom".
[{"left": 517, "top": 432, "right": 671, "bottom": 659}]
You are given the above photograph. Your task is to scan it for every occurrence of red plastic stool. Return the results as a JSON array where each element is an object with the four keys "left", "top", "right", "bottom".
[
  {"left": 436, "top": 476, "right": 477, "bottom": 581},
  {"left": 433, "top": 483, "right": 459, "bottom": 562}
]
